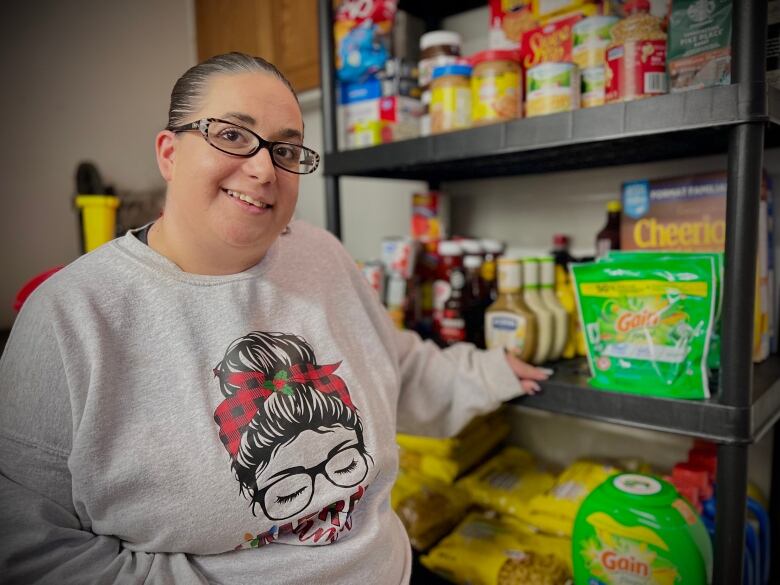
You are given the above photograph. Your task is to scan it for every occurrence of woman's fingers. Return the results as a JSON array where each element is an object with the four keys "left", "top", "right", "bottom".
[
  {"left": 505, "top": 351, "right": 552, "bottom": 382},
  {"left": 521, "top": 379, "right": 542, "bottom": 395}
]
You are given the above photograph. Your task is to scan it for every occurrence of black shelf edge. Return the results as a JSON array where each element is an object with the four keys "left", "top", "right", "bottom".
[
  {"left": 397, "top": 0, "right": 484, "bottom": 22},
  {"left": 507, "top": 356, "right": 780, "bottom": 444},
  {"left": 324, "top": 84, "right": 779, "bottom": 181}
]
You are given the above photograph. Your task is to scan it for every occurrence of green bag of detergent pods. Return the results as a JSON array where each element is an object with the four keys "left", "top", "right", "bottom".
[
  {"left": 600, "top": 251, "right": 723, "bottom": 371},
  {"left": 571, "top": 257, "right": 717, "bottom": 399}
]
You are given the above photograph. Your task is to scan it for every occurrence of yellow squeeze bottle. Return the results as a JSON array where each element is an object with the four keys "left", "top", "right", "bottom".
[{"left": 523, "top": 258, "right": 554, "bottom": 365}]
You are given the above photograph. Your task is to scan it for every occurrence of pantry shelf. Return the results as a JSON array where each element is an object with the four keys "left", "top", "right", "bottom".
[
  {"left": 509, "top": 356, "right": 780, "bottom": 444},
  {"left": 324, "top": 84, "right": 780, "bottom": 181}
]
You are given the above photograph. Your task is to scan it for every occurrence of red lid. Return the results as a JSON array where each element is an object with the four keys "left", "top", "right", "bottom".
[
  {"left": 623, "top": 0, "right": 651, "bottom": 14},
  {"left": 13, "top": 265, "right": 64, "bottom": 312},
  {"left": 469, "top": 49, "right": 521, "bottom": 66},
  {"left": 553, "top": 234, "right": 570, "bottom": 246}
]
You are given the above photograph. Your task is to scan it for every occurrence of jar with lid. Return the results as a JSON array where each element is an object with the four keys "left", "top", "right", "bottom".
[
  {"left": 470, "top": 50, "right": 522, "bottom": 125},
  {"left": 433, "top": 240, "right": 463, "bottom": 342},
  {"left": 430, "top": 64, "right": 473, "bottom": 134},
  {"left": 419, "top": 30, "right": 462, "bottom": 90},
  {"left": 606, "top": 0, "right": 668, "bottom": 103}
]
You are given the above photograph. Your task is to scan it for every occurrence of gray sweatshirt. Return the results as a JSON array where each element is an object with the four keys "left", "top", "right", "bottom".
[{"left": 0, "top": 221, "right": 523, "bottom": 585}]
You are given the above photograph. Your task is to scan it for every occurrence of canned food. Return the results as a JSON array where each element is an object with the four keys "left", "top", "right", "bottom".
[
  {"left": 581, "top": 66, "right": 606, "bottom": 108},
  {"left": 572, "top": 16, "right": 619, "bottom": 69},
  {"left": 525, "top": 62, "right": 580, "bottom": 117},
  {"left": 606, "top": 40, "right": 668, "bottom": 103}
]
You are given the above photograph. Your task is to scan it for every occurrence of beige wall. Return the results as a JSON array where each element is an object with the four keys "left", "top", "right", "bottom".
[{"left": 0, "top": 0, "right": 196, "bottom": 329}]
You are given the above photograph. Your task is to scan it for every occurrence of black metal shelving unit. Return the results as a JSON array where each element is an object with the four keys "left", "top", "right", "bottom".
[{"left": 317, "top": 2, "right": 776, "bottom": 583}]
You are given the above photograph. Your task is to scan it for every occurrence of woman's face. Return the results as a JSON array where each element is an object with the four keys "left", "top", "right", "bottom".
[{"left": 160, "top": 72, "right": 303, "bottom": 255}]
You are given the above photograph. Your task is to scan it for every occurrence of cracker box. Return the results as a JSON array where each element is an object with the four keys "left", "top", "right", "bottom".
[
  {"left": 489, "top": 0, "right": 538, "bottom": 50},
  {"left": 620, "top": 172, "right": 774, "bottom": 361}
]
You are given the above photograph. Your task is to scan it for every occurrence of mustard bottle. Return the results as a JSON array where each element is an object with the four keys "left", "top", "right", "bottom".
[
  {"left": 539, "top": 256, "right": 568, "bottom": 361},
  {"left": 556, "top": 264, "right": 587, "bottom": 359},
  {"left": 522, "top": 258, "right": 554, "bottom": 365},
  {"left": 485, "top": 258, "right": 538, "bottom": 363}
]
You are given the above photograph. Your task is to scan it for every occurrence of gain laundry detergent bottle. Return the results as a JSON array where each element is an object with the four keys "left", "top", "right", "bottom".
[{"left": 573, "top": 473, "right": 712, "bottom": 585}]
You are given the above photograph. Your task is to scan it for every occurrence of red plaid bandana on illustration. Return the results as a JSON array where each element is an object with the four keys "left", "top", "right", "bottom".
[{"left": 213, "top": 362, "right": 354, "bottom": 458}]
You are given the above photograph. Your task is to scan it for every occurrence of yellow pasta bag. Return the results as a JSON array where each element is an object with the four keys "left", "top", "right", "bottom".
[
  {"left": 457, "top": 446, "right": 556, "bottom": 519},
  {"left": 391, "top": 469, "right": 470, "bottom": 551},
  {"left": 422, "top": 512, "right": 572, "bottom": 585},
  {"left": 516, "top": 460, "right": 620, "bottom": 537}
]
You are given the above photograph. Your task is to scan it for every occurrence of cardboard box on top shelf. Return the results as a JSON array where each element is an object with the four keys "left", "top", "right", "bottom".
[{"left": 620, "top": 172, "right": 774, "bottom": 362}]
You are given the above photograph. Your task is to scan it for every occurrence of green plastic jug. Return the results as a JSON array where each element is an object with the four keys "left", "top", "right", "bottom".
[{"left": 572, "top": 473, "right": 712, "bottom": 584}]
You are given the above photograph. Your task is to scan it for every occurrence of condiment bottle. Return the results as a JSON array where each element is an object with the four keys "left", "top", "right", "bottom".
[
  {"left": 433, "top": 240, "right": 463, "bottom": 343},
  {"left": 463, "top": 253, "right": 489, "bottom": 348},
  {"left": 539, "top": 256, "right": 569, "bottom": 362},
  {"left": 440, "top": 263, "right": 467, "bottom": 346},
  {"left": 485, "top": 257, "right": 537, "bottom": 363},
  {"left": 522, "top": 258, "right": 554, "bottom": 365},
  {"left": 480, "top": 238, "right": 505, "bottom": 302},
  {"left": 595, "top": 200, "right": 621, "bottom": 258},
  {"left": 386, "top": 273, "right": 407, "bottom": 329},
  {"left": 551, "top": 233, "right": 576, "bottom": 269},
  {"left": 556, "top": 265, "right": 587, "bottom": 359}
]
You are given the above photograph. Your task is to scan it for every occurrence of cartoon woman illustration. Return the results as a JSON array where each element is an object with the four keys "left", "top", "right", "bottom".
[{"left": 212, "top": 331, "right": 373, "bottom": 524}]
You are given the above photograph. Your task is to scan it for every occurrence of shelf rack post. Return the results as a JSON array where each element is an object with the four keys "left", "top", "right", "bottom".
[
  {"left": 318, "top": 0, "right": 342, "bottom": 238},
  {"left": 716, "top": 1, "right": 768, "bottom": 584}
]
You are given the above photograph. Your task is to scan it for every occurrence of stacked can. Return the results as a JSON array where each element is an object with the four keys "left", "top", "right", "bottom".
[{"left": 572, "top": 16, "right": 619, "bottom": 108}]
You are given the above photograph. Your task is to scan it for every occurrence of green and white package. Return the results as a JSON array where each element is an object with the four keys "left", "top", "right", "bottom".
[
  {"left": 600, "top": 251, "right": 723, "bottom": 371},
  {"left": 571, "top": 257, "right": 717, "bottom": 399}
]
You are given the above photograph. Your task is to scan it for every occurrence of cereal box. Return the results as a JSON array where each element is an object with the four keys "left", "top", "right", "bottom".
[
  {"left": 489, "top": 0, "right": 538, "bottom": 50},
  {"left": 519, "top": 14, "right": 582, "bottom": 70}
]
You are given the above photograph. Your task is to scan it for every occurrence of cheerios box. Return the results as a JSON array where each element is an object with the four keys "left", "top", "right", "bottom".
[{"left": 620, "top": 172, "right": 774, "bottom": 361}]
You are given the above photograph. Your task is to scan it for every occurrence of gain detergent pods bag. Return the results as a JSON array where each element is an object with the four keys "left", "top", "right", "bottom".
[
  {"left": 571, "top": 257, "right": 716, "bottom": 399},
  {"left": 600, "top": 251, "right": 723, "bottom": 371}
]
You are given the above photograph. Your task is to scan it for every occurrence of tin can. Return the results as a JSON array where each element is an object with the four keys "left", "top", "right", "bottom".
[
  {"left": 361, "top": 260, "right": 385, "bottom": 300},
  {"left": 572, "top": 16, "right": 619, "bottom": 69},
  {"left": 525, "top": 62, "right": 580, "bottom": 117},
  {"left": 606, "top": 40, "right": 668, "bottom": 103},
  {"left": 381, "top": 236, "right": 418, "bottom": 280},
  {"left": 581, "top": 66, "right": 606, "bottom": 108}
]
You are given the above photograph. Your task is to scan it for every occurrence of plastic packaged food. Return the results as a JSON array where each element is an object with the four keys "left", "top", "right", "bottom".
[
  {"left": 391, "top": 469, "right": 470, "bottom": 551},
  {"left": 457, "top": 446, "right": 556, "bottom": 519},
  {"left": 570, "top": 257, "right": 717, "bottom": 399},
  {"left": 517, "top": 460, "right": 620, "bottom": 537},
  {"left": 526, "top": 62, "right": 580, "bottom": 117},
  {"left": 422, "top": 511, "right": 572, "bottom": 585},
  {"left": 470, "top": 50, "right": 522, "bottom": 124},
  {"left": 485, "top": 258, "right": 538, "bottom": 362},
  {"left": 430, "top": 64, "right": 473, "bottom": 133},
  {"left": 605, "top": 0, "right": 668, "bottom": 103},
  {"left": 523, "top": 258, "right": 555, "bottom": 365},
  {"left": 419, "top": 30, "right": 462, "bottom": 89}
]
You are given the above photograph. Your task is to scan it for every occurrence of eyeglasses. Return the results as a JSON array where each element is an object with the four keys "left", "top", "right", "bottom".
[
  {"left": 255, "top": 444, "right": 369, "bottom": 520},
  {"left": 168, "top": 118, "right": 320, "bottom": 175}
]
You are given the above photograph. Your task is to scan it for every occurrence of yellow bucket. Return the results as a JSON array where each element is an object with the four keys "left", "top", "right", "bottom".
[{"left": 75, "top": 195, "right": 120, "bottom": 252}]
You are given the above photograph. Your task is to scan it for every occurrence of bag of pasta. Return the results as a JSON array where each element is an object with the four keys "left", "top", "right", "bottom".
[
  {"left": 457, "top": 446, "right": 556, "bottom": 518},
  {"left": 398, "top": 410, "right": 510, "bottom": 483},
  {"left": 391, "top": 469, "right": 470, "bottom": 550},
  {"left": 516, "top": 460, "right": 620, "bottom": 537},
  {"left": 421, "top": 511, "right": 572, "bottom": 585}
]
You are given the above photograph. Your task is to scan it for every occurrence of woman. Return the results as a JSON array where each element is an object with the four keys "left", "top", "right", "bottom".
[{"left": 0, "top": 53, "right": 547, "bottom": 584}]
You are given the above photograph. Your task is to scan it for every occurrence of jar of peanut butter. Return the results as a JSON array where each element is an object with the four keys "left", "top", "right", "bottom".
[
  {"left": 430, "top": 64, "right": 472, "bottom": 134},
  {"left": 470, "top": 49, "right": 522, "bottom": 125}
]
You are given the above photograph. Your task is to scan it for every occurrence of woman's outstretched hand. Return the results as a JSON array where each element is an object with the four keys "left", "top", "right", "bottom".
[{"left": 504, "top": 352, "right": 552, "bottom": 395}]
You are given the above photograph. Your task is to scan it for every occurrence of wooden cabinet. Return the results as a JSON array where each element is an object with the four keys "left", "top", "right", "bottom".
[{"left": 195, "top": 0, "right": 320, "bottom": 92}]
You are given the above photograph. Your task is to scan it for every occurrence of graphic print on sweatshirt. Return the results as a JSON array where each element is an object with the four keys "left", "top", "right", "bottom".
[{"left": 212, "top": 331, "right": 374, "bottom": 549}]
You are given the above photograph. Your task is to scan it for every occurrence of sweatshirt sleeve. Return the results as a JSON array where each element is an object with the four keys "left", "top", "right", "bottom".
[
  {"left": 393, "top": 328, "right": 524, "bottom": 438},
  {"left": 0, "top": 292, "right": 209, "bottom": 585}
]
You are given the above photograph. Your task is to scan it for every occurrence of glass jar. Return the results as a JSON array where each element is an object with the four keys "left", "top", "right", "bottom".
[
  {"left": 470, "top": 50, "right": 522, "bottom": 125},
  {"left": 430, "top": 64, "right": 472, "bottom": 134},
  {"left": 419, "top": 30, "right": 462, "bottom": 90}
]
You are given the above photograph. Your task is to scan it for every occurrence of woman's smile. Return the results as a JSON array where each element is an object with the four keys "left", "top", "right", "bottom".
[{"left": 222, "top": 187, "right": 273, "bottom": 214}]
